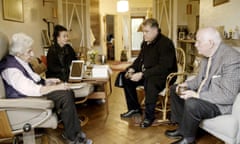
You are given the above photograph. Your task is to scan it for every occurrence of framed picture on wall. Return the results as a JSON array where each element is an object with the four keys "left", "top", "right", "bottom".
[
  {"left": 178, "top": 32, "right": 185, "bottom": 40},
  {"left": 2, "top": 0, "right": 24, "bottom": 22},
  {"left": 213, "top": 0, "right": 229, "bottom": 6},
  {"left": 41, "top": 30, "right": 51, "bottom": 48}
]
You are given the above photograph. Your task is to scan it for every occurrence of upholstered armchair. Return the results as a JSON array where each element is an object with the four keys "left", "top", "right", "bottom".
[
  {"left": 0, "top": 32, "right": 58, "bottom": 143},
  {"left": 200, "top": 93, "right": 240, "bottom": 144}
]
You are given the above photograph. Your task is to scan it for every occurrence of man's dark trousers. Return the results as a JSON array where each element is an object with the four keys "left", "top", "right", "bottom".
[
  {"left": 123, "top": 75, "right": 165, "bottom": 121},
  {"left": 170, "top": 85, "right": 221, "bottom": 138}
]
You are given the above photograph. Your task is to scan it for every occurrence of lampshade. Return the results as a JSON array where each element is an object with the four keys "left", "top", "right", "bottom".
[{"left": 117, "top": 0, "right": 129, "bottom": 12}]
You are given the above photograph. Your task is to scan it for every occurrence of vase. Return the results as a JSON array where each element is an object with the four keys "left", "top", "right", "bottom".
[{"left": 90, "top": 56, "right": 96, "bottom": 64}]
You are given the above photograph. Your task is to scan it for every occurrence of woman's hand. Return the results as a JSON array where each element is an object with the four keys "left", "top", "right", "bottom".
[
  {"left": 45, "top": 78, "right": 61, "bottom": 86},
  {"left": 40, "top": 83, "right": 70, "bottom": 95}
]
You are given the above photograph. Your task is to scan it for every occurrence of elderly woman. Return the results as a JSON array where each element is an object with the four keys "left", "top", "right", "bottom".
[
  {"left": 46, "top": 24, "right": 77, "bottom": 82},
  {"left": 0, "top": 33, "right": 92, "bottom": 144}
]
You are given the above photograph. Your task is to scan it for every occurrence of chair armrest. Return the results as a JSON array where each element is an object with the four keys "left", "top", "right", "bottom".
[
  {"left": 165, "top": 72, "right": 190, "bottom": 87},
  {"left": 0, "top": 98, "right": 54, "bottom": 109}
]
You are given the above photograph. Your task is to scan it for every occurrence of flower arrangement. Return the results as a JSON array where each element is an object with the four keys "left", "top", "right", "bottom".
[{"left": 87, "top": 49, "right": 98, "bottom": 64}]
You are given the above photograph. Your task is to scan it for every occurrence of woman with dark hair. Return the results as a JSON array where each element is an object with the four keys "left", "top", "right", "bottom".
[{"left": 46, "top": 24, "right": 77, "bottom": 82}]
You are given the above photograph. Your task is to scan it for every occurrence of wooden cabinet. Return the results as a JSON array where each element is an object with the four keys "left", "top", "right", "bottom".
[
  {"left": 178, "top": 40, "right": 198, "bottom": 73},
  {"left": 107, "top": 42, "right": 114, "bottom": 60}
]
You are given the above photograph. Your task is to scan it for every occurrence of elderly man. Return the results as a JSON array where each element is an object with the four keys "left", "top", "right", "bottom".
[
  {"left": 165, "top": 27, "right": 240, "bottom": 144},
  {"left": 120, "top": 18, "right": 177, "bottom": 128},
  {"left": 0, "top": 33, "right": 92, "bottom": 144}
]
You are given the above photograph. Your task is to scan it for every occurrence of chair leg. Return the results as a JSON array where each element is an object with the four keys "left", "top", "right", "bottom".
[
  {"left": 79, "top": 114, "right": 89, "bottom": 127},
  {"left": 12, "top": 136, "right": 20, "bottom": 144},
  {"left": 22, "top": 129, "right": 36, "bottom": 144},
  {"left": 156, "top": 93, "right": 171, "bottom": 124}
]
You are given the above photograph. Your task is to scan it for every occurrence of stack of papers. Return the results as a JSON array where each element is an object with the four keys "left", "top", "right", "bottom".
[{"left": 92, "top": 65, "right": 109, "bottom": 78}]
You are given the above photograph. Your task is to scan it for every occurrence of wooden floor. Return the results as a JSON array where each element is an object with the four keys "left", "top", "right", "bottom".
[{"left": 1, "top": 70, "right": 224, "bottom": 144}]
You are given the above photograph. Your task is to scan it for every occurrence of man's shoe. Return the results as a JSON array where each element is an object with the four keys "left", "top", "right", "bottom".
[
  {"left": 165, "top": 129, "right": 183, "bottom": 139},
  {"left": 140, "top": 118, "right": 154, "bottom": 128},
  {"left": 120, "top": 109, "right": 141, "bottom": 118},
  {"left": 171, "top": 137, "right": 195, "bottom": 144}
]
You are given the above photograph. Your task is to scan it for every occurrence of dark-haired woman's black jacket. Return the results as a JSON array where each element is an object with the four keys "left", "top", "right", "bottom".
[{"left": 46, "top": 43, "right": 77, "bottom": 82}]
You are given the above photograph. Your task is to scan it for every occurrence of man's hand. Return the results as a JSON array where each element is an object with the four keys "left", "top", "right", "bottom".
[
  {"left": 130, "top": 72, "right": 143, "bottom": 82},
  {"left": 125, "top": 68, "right": 135, "bottom": 79},
  {"left": 176, "top": 82, "right": 188, "bottom": 94},
  {"left": 179, "top": 90, "right": 199, "bottom": 100}
]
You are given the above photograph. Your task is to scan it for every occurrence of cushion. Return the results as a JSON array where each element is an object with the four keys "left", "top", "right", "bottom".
[
  {"left": 200, "top": 115, "right": 238, "bottom": 139},
  {"left": 29, "top": 57, "right": 47, "bottom": 75},
  {"left": 232, "top": 93, "right": 240, "bottom": 117}
]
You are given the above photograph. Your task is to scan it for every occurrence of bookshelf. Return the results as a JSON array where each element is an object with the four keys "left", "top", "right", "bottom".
[{"left": 177, "top": 39, "right": 198, "bottom": 73}]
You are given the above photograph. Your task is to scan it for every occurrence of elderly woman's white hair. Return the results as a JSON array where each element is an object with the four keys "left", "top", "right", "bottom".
[{"left": 9, "top": 33, "right": 34, "bottom": 56}]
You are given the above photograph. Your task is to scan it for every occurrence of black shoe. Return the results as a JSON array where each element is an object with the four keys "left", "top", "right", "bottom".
[
  {"left": 140, "top": 118, "right": 154, "bottom": 128},
  {"left": 165, "top": 129, "right": 183, "bottom": 139},
  {"left": 120, "top": 109, "right": 141, "bottom": 118},
  {"left": 171, "top": 137, "right": 195, "bottom": 144}
]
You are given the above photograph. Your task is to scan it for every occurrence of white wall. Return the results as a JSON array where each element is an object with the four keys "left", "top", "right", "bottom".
[
  {"left": 177, "top": 0, "right": 199, "bottom": 33},
  {"left": 0, "top": 0, "right": 57, "bottom": 57},
  {"left": 177, "top": 0, "right": 188, "bottom": 26},
  {"left": 200, "top": 0, "right": 240, "bottom": 32}
]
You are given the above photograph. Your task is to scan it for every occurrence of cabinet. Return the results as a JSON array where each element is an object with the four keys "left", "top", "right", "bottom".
[
  {"left": 107, "top": 42, "right": 114, "bottom": 60},
  {"left": 178, "top": 40, "right": 198, "bottom": 73}
]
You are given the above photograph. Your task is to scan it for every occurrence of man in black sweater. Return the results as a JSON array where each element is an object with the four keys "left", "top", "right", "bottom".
[{"left": 120, "top": 18, "right": 177, "bottom": 128}]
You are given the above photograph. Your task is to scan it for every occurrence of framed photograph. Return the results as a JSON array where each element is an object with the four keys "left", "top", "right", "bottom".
[
  {"left": 41, "top": 30, "right": 51, "bottom": 48},
  {"left": 2, "top": 0, "right": 24, "bottom": 22},
  {"left": 213, "top": 0, "right": 229, "bottom": 6},
  {"left": 178, "top": 32, "right": 185, "bottom": 40}
]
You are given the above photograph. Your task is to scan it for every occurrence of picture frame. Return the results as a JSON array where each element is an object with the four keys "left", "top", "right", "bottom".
[
  {"left": 2, "top": 0, "right": 24, "bottom": 22},
  {"left": 178, "top": 32, "right": 185, "bottom": 40},
  {"left": 213, "top": 0, "right": 229, "bottom": 6},
  {"left": 41, "top": 30, "right": 51, "bottom": 48}
]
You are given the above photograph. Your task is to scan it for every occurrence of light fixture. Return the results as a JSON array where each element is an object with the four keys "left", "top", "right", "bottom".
[{"left": 117, "top": 0, "right": 129, "bottom": 13}]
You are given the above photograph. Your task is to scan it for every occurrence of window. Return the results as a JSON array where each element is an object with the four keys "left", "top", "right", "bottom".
[{"left": 131, "top": 17, "right": 144, "bottom": 56}]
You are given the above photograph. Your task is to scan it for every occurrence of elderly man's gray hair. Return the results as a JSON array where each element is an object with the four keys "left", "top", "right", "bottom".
[
  {"left": 9, "top": 33, "right": 33, "bottom": 56},
  {"left": 200, "top": 27, "right": 222, "bottom": 46}
]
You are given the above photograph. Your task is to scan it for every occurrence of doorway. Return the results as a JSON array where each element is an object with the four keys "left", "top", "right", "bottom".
[{"left": 106, "top": 15, "right": 115, "bottom": 60}]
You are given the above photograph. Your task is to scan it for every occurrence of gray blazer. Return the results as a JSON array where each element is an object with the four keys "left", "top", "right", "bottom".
[{"left": 187, "top": 43, "right": 240, "bottom": 114}]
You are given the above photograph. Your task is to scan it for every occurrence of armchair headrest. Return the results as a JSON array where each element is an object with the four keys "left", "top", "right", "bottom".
[{"left": 0, "top": 32, "right": 9, "bottom": 61}]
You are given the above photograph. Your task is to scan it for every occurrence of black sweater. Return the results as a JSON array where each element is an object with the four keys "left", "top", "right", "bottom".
[
  {"left": 130, "top": 32, "right": 177, "bottom": 79},
  {"left": 46, "top": 43, "right": 77, "bottom": 82}
]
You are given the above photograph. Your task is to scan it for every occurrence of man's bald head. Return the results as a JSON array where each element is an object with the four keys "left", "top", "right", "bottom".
[{"left": 195, "top": 27, "right": 222, "bottom": 57}]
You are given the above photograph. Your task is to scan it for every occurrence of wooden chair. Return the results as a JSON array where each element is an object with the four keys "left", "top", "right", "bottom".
[
  {"left": 137, "top": 48, "right": 187, "bottom": 124},
  {"left": 156, "top": 47, "right": 187, "bottom": 123}
]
